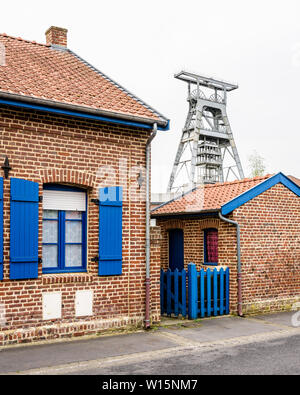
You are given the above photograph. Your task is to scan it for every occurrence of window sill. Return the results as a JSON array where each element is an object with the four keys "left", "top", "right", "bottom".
[
  {"left": 42, "top": 272, "right": 93, "bottom": 284},
  {"left": 203, "top": 262, "right": 218, "bottom": 266}
]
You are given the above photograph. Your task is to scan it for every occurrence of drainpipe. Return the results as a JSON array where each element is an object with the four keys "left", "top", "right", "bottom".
[
  {"left": 218, "top": 211, "right": 243, "bottom": 317},
  {"left": 145, "top": 122, "right": 157, "bottom": 329}
]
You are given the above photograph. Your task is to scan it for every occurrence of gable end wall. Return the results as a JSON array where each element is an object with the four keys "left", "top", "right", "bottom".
[{"left": 233, "top": 182, "right": 300, "bottom": 314}]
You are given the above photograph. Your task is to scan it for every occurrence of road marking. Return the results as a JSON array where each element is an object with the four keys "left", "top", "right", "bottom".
[{"left": 3, "top": 326, "right": 300, "bottom": 375}]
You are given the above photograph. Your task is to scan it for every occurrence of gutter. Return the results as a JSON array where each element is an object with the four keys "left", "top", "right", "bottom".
[
  {"left": 218, "top": 211, "right": 243, "bottom": 317},
  {"left": 145, "top": 122, "right": 157, "bottom": 329},
  {"left": 0, "top": 92, "right": 170, "bottom": 131}
]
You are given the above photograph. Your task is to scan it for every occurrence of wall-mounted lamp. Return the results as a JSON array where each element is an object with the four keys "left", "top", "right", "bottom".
[{"left": 2, "top": 156, "right": 11, "bottom": 179}]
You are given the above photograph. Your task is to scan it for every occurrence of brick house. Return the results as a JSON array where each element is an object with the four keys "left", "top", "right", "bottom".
[
  {"left": 152, "top": 173, "right": 300, "bottom": 315},
  {"left": 0, "top": 26, "right": 169, "bottom": 345}
]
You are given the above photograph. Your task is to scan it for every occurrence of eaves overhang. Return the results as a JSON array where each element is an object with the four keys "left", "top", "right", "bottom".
[{"left": 0, "top": 91, "right": 170, "bottom": 131}]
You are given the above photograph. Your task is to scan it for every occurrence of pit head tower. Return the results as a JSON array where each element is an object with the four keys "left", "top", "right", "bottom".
[{"left": 168, "top": 71, "right": 244, "bottom": 193}]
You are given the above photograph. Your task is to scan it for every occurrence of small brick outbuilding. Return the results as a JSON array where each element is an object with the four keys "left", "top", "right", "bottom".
[{"left": 151, "top": 173, "right": 300, "bottom": 315}]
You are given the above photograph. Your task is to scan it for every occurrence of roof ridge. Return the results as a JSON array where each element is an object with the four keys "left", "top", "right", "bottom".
[
  {"left": 0, "top": 33, "right": 50, "bottom": 48},
  {"left": 152, "top": 175, "right": 273, "bottom": 213},
  {"left": 202, "top": 174, "right": 272, "bottom": 190},
  {"left": 0, "top": 31, "right": 169, "bottom": 125}
]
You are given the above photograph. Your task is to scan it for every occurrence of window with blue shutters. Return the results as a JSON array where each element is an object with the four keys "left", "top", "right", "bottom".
[
  {"left": 42, "top": 184, "right": 87, "bottom": 273},
  {"left": 10, "top": 178, "right": 39, "bottom": 280},
  {"left": 98, "top": 186, "right": 123, "bottom": 276}
]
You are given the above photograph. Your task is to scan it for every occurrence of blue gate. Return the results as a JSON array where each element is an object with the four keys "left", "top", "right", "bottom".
[
  {"left": 160, "top": 268, "right": 187, "bottom": 317},
  {"left": 160, "top": 263, "right": 230, "bottom": 319}
]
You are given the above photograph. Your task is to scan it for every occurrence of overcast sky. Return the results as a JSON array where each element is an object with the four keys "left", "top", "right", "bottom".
[{"left": 2, "top": 0, "right": 300, "bottom": 192}]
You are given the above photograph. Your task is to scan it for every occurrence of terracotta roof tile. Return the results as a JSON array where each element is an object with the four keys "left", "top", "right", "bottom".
[
  {"left": 289, "top": 175, "right": 300, "bottom": 187},
  {"left": 152, "top": 175, "right": 272, "bottom": 216},
  {"left": 0, "top": 34, "right": 167, "bottom": 124}
]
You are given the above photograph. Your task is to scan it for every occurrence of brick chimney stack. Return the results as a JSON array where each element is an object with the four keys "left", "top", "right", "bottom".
[{"left": 45, "top": 26, "right": 68, "bottom": 47}]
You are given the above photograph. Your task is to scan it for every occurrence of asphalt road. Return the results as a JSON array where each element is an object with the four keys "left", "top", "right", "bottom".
[
  {"left": 79, "top": 334, "right": 300, "bottom": 376},
  {"left": 1, "top": 312, "right": 299, "bottom": 375}
]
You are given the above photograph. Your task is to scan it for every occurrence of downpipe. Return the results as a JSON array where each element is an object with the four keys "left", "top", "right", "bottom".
[
  {"left": 218, "top": 211, "right": 243, "bottom": 317},
  {"left": 145, "top": 123, "right": 157, "bottom": 329}
]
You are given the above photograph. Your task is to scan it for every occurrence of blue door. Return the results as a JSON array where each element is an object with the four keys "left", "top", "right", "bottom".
[{"left": 169, "top": 229, "right": 184, "bottom": 271}]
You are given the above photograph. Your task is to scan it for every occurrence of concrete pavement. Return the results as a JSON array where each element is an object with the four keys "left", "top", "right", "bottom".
[{"left": 0, "top": 312, "right": 299, "bottom": 375}]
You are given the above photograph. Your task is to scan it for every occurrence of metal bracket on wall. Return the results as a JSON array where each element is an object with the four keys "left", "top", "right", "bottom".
[
  {"left": 39, "top": 196, "right": 43, "bottom": 203},
  {"left": 2, "top": 156, "right": 11, "bottom": 179},
  {"left": 91, "top": 256, "right": 99, "bottom": 262},
  {"left": 91, "top": 198, "right": 99, "bottom": 205},
  {"left": 38, "top": 257, "right": 42, "bottom": 264}
]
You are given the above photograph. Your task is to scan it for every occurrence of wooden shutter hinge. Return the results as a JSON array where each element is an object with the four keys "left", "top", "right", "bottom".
[
  {"left": 91, "top": 198, "right": 99, "bottom": 205},
  {"left": 91, "top": 256, "right": 99, "bottom": 262}
]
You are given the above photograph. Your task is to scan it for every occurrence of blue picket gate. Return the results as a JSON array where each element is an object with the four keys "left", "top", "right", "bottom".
[
  {"left": 188, "top": 263, "right": 230, "bottom": 319},
  {"left": 160, "top": 263, "right": 230, "bottom": 319}
]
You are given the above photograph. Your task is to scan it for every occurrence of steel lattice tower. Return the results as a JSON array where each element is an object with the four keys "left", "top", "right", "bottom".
[{"left": 168, "top": 71, "right": 244, "bottom": 193}]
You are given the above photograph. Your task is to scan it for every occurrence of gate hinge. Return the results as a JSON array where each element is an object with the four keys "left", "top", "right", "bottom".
[
  {"left": 91, "top": 198, "right": 99, "bottom": 205},
  {"left": 91, "top": 256, "right": 99, "bottom": 262}
]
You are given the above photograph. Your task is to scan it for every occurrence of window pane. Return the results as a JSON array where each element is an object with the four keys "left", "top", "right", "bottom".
[
  {"left": 206, "top": 230, "right": 218, "bottom": 263},
  {"left": 65, "top": 211, "right": 82, "bottom": 220},
  {"left": 43, "top": 220, "right": 58, "bottom": 243},
  {"left": 43, "top": 210, "right": 58, "bottom": 219},
  {"left": 65, "top": 245, "right": 82, "bottom": 267},
  {"left": 42, "top": 245, "right": 58, "bottom": 268},
  {"left": 65, "top": 221, "right": 82, "bottom": 243}
]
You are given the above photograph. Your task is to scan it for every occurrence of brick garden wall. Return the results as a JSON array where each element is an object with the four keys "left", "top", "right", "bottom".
[{"left": 0, "top": 105, "right": 161, "bottom": 346}]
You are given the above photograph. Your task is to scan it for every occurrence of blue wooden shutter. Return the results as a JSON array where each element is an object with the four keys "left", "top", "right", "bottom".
[
  {"left": 98, "top": 186, "right": 123, "bottom": 276},
  {"left": 0, "top": 178, "right": 3, "bottom": 280},
  {"left": 10, "top": 178, "right": 39, "bottom": 280}
]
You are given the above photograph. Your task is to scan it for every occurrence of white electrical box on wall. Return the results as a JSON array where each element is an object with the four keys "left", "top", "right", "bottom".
[
  {"left": 42, "top": 292, "right": 62, "bottom": 320},
  {"left": 75, "top": 290, "right": 93, "bottom": 317}
]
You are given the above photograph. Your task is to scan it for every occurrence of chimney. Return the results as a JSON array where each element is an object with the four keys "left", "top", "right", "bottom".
[{"left": 45, "top": 26, "right": 68, "bottom": 47}]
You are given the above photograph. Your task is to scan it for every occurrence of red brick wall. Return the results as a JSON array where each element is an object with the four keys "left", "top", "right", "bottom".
[
  {"left": 0, "top": 105, "right": 160, "bottom": 345},
  {"left": 45, "top": 26, "right": 68, "bottom": 47},
  {"left": 233, "top": 183, "right": 300, "bottom": 314}
]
